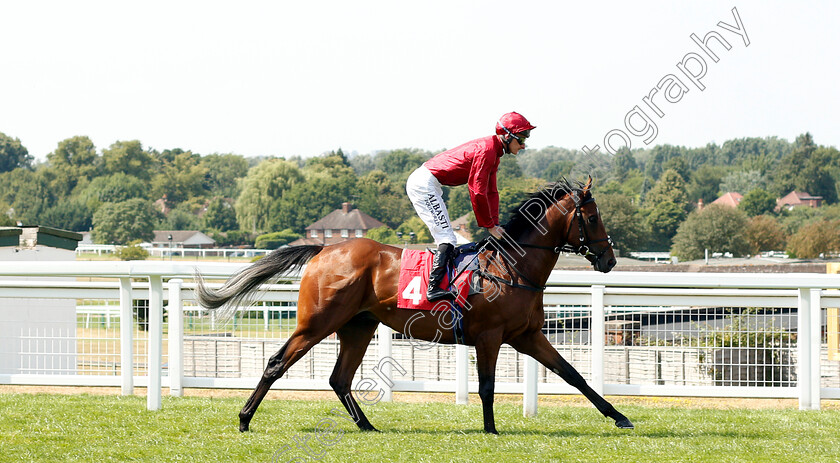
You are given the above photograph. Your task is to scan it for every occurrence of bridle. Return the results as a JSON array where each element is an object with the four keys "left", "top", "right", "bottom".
[
  {"left": 519, "top": 193, "right": 612, "bottom": 262},
  {"left": 474, "top": 192, "right": 612, "bottom": 292}
]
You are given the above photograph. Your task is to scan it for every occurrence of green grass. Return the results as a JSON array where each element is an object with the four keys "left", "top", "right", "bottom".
[{"left": 2, "top": 394, "right": 839, "bottom": 462}]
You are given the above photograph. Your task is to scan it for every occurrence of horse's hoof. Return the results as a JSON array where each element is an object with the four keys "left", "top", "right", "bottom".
[
  {"left": 239, "top": 422, "right": 251, "bottom": 432},
  {"left": 485, "top": 428, "right": 499, "bottom": 435},
  {"left": 614, "top": 418, "right": 634, "bottom": 429}
]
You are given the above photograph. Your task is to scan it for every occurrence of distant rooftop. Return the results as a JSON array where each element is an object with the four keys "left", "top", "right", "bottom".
[{"left": 0, "top": 226, "right": 82, "bottom": 251}]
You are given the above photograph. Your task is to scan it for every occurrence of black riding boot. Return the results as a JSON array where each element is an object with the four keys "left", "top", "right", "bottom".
[{"left": 427, "top": 243, "right": 456, "bottom": 302}]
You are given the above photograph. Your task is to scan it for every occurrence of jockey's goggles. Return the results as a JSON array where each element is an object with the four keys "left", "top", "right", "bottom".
[{"left": 513, "top": 130, "right": 530, "bottom": 145}]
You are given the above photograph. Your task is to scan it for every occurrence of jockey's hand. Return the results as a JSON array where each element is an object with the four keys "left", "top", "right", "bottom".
[{"left": 488, "top": 226, "right": 505, "bottom": 240}]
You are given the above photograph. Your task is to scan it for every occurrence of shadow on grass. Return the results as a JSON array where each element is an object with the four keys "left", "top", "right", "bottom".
[{"left": 292, "top": 424, "right": 767, "bottom": 440}]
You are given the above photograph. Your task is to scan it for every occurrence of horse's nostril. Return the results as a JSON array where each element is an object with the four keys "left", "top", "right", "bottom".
[{"left": 608, "top": 258, "right": 616, "bottom": 268}]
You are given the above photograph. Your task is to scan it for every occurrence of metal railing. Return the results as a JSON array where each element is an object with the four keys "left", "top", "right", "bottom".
[{"left": 1, "top": 261, "right": 839, "bottom": 415}]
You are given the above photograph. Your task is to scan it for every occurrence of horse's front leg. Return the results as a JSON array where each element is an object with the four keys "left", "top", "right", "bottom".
[
  {"left": 473, "top": 332, "right": 504, "bottom": 434},
  {"left": 509, "top": 330, "right": 634, "bottom": 429}
]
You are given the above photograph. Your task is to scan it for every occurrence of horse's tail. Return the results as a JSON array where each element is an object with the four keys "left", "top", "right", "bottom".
[{"left": 194, "top": 245, "right": 324, "bottom": 321}]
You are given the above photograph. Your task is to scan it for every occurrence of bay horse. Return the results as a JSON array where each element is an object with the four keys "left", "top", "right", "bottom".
[{"left": 195, "top": 176, "right": 634, "bottom": 434}]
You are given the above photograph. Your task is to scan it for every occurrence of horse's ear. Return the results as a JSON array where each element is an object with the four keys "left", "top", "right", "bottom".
[{"left": 583, "top": 176, "right": 593, "bottom": 194}]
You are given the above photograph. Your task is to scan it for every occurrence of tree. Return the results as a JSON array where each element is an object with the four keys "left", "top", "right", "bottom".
[
  {"left": 236, "top": 159, "right": 304, "bottom": 233},
  {"left": 203, "top": 197, "right": 238, "bottom": 232},
  {"left": 270, "top": 160, "right": 358, "bottom": 233},
  {"left": 39, "top": 198, "right": 93, "bottom": 232},
  {"left": 777, "top": 205, "right": 821, "bottom": 237},
  {"left": 0, "top": 203, "right": 13, "bottom": 226},
  {"left": 598, "top": 193, "right": 646, "bottom": 253},
  {"left": 0, "top": 132, "right": 32, "bottom": 173},
  {"left": 610, "top": 148, "right": 637, "bottom": 181},
  {"left": 396, "top": 217, "right": 433, "bottom": 244},
  {"left": 0, "top": 168, "right": 54, "bottom": 225},
  {"left": 496, "top": 155, "right": 524, "bottom": 185},
  {"left": 785, "top": 220, "right": 840, "bottom": 258},
  {"left": 355, "top": 170, "right": 413, "bottom": 228},
  {"left": 349, "top": 153, "right": 376, "bottom": 177},
  {"left": 375, "top": 148, "right": 430, "bottom": 179},
  {"left": 200, "top": 153, "right": 249, "bottom": 198},
  {"left": 47, "top": 136, "right": 99, "bottom": 180},
  {"left": 719, "top": 170, "right": 766, "bottom": 195},
  {"left": 662, "top": 156, "right": 690, "bottom": 181},
  {"left": 211, "top": 230, "right": 254, "bottom": 248},
  {"left": 101, "top": 140, "right": 155, "bottom": 179},
  {"left": 745, "top": 215, "right": 786, "bottom": 254},
  {"left": 542, "top": 160, "right": 575, "bottom": 182},
  {"left": 687, "top": 165, "right": 726, "bottom": 205},
  {"left": 151, "top": 151, "right": 208, "bottom": 204},
  {"left": 644, "top": 169, "right": 689, "bottom": 209},
  {"left": 92, "top": 199, "right": 161, "bottom": 244},
  {"left": 154, "top": 148, "right": 200, "bottom": 165},
  {"left": 365, "top": 226, "right": 401, "bottom": 245},
  {"left": 769, "top": 133, "right": 838, "bottom": 204},
  {"left": 644, "top": 200, "right": 686, "bottom": 251},
  {"left": 671, "top": 204, "right": 750, "bottom": 261},
  {"left": 78, "top": 173, "right": 148, "bottom": 212},
  {"left": 644, "top": 144, "right": 686, "bottom": 180},
  {"left": 446, "top": 186, "right": 473, "bottom": 221},
  {"left": 115, "top": 241, "right": 150, "bottom": 261},
  {"left": 738, "top": 188, "right": 776, "bottom": 217},
  {"left": 254, "top": 229, "right": 302, "bottom": 249},
  {"left": 158, "top": 202, "right": 202, "bottom": 231},
  {"left": 798, "top": 147, "right": 839, "bottom": 204},
  {"left": 718, "top": 136, "right": 791, "bottom": 168}
]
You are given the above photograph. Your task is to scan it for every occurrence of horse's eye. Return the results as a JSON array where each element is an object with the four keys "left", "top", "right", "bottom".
[{"left": 588, "top": 215, "right": 598, "bottom": 224}]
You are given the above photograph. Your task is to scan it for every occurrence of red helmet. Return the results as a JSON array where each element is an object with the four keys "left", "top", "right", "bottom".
[{"left": 495, "top": 112, "right": 536, "bottom": 136}]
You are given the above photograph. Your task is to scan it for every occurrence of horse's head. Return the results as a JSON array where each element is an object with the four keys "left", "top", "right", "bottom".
[
  {"left": 565, "top": 177, "right": 616, "bottom": 273},
  {"left": 505, "top": 176, "right": 617, "bottom": 273}
]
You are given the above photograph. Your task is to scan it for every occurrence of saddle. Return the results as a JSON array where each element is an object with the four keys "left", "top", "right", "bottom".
[{"left": 396, "top": 244, "right": 480, "bottom": 311}]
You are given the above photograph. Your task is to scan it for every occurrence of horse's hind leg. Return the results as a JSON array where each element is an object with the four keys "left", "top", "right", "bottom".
[
  {"left": 508, "top": 330, "right": 634, "bottom": 429},
  {"left": 238, "top": 330, "right": 322, "bottom": 432},
  {"left": 329, "top": 314, "right": 380, "bottom": 431}
]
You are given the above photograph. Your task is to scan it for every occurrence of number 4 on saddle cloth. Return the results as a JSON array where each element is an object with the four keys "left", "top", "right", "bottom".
[
  {"left": 397, "top": 244, "right": 480, "bottom": 311},
  {"left": 397, "top": 244, "right": 480, "bottom": 344}
]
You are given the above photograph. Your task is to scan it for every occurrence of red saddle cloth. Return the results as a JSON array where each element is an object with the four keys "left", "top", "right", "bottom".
[{"left": 397, "top": 248, "right": 472, "bottom": 311}]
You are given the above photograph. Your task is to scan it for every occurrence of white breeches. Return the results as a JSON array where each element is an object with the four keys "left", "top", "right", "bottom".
[{"left": 406, "top": 166, "right": 458, "bottom": 246}]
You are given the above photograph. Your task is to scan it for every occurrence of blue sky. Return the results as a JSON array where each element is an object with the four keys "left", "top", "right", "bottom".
[{"left": 2, "top": 1, "right": 838, "bottom": 162}]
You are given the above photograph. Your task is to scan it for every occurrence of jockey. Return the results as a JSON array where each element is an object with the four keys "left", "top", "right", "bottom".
[{"left": 406, "top": 111, "right": 536, "bottom": 301}]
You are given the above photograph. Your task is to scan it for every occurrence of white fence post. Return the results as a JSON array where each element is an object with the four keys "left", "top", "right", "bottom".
[
  {"left": 148, "top": 276, "right": 163, "bottom": 411},
  {"left": 168, "top": 279, "right": 183, "bottom": 398},
  {"left": 591, "top": 285, "right": 605, "bottom": 396},
  {"left": 119, "top": 277, "right": 134, "bottom": 396},
  {"left": 523, "top": 355, "right": 538, "bottom": 417},
  {"left": 377, "top": 324, "right": 393, "bottom": 402},
  {"left": 809, "top": 288, "right": 822, "bottom": 410},
  {"left": 797, "top": 288, "right": 821, "bottom": 410},
  {"left": 456, "top": 344, "right": 469, "bottom": 404}
]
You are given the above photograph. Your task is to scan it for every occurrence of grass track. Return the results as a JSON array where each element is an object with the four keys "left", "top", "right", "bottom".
[{"left": 2, "top": 393, "right": 839, "bottom": 462}]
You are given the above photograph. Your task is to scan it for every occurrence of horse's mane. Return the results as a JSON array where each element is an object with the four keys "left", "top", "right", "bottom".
[{"left": 502, "top": 177, "right": 588, "bottom": 241}]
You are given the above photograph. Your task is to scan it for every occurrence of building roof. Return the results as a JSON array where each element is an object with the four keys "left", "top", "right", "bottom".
[
  {"left": 777, "top": 191, "right": 823, "bottom": 208},
  {"left": 151, "top": 230, "right": 216, "bottom": 246},
  {"left": 0, "top": 226, "right": 82, "bottom": 250},
  {"left": 711, "top": 192, "right": 743, "bottom": 208},
  {"left": 305, "top": 203, "right": 385, "bottom": 231}
]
